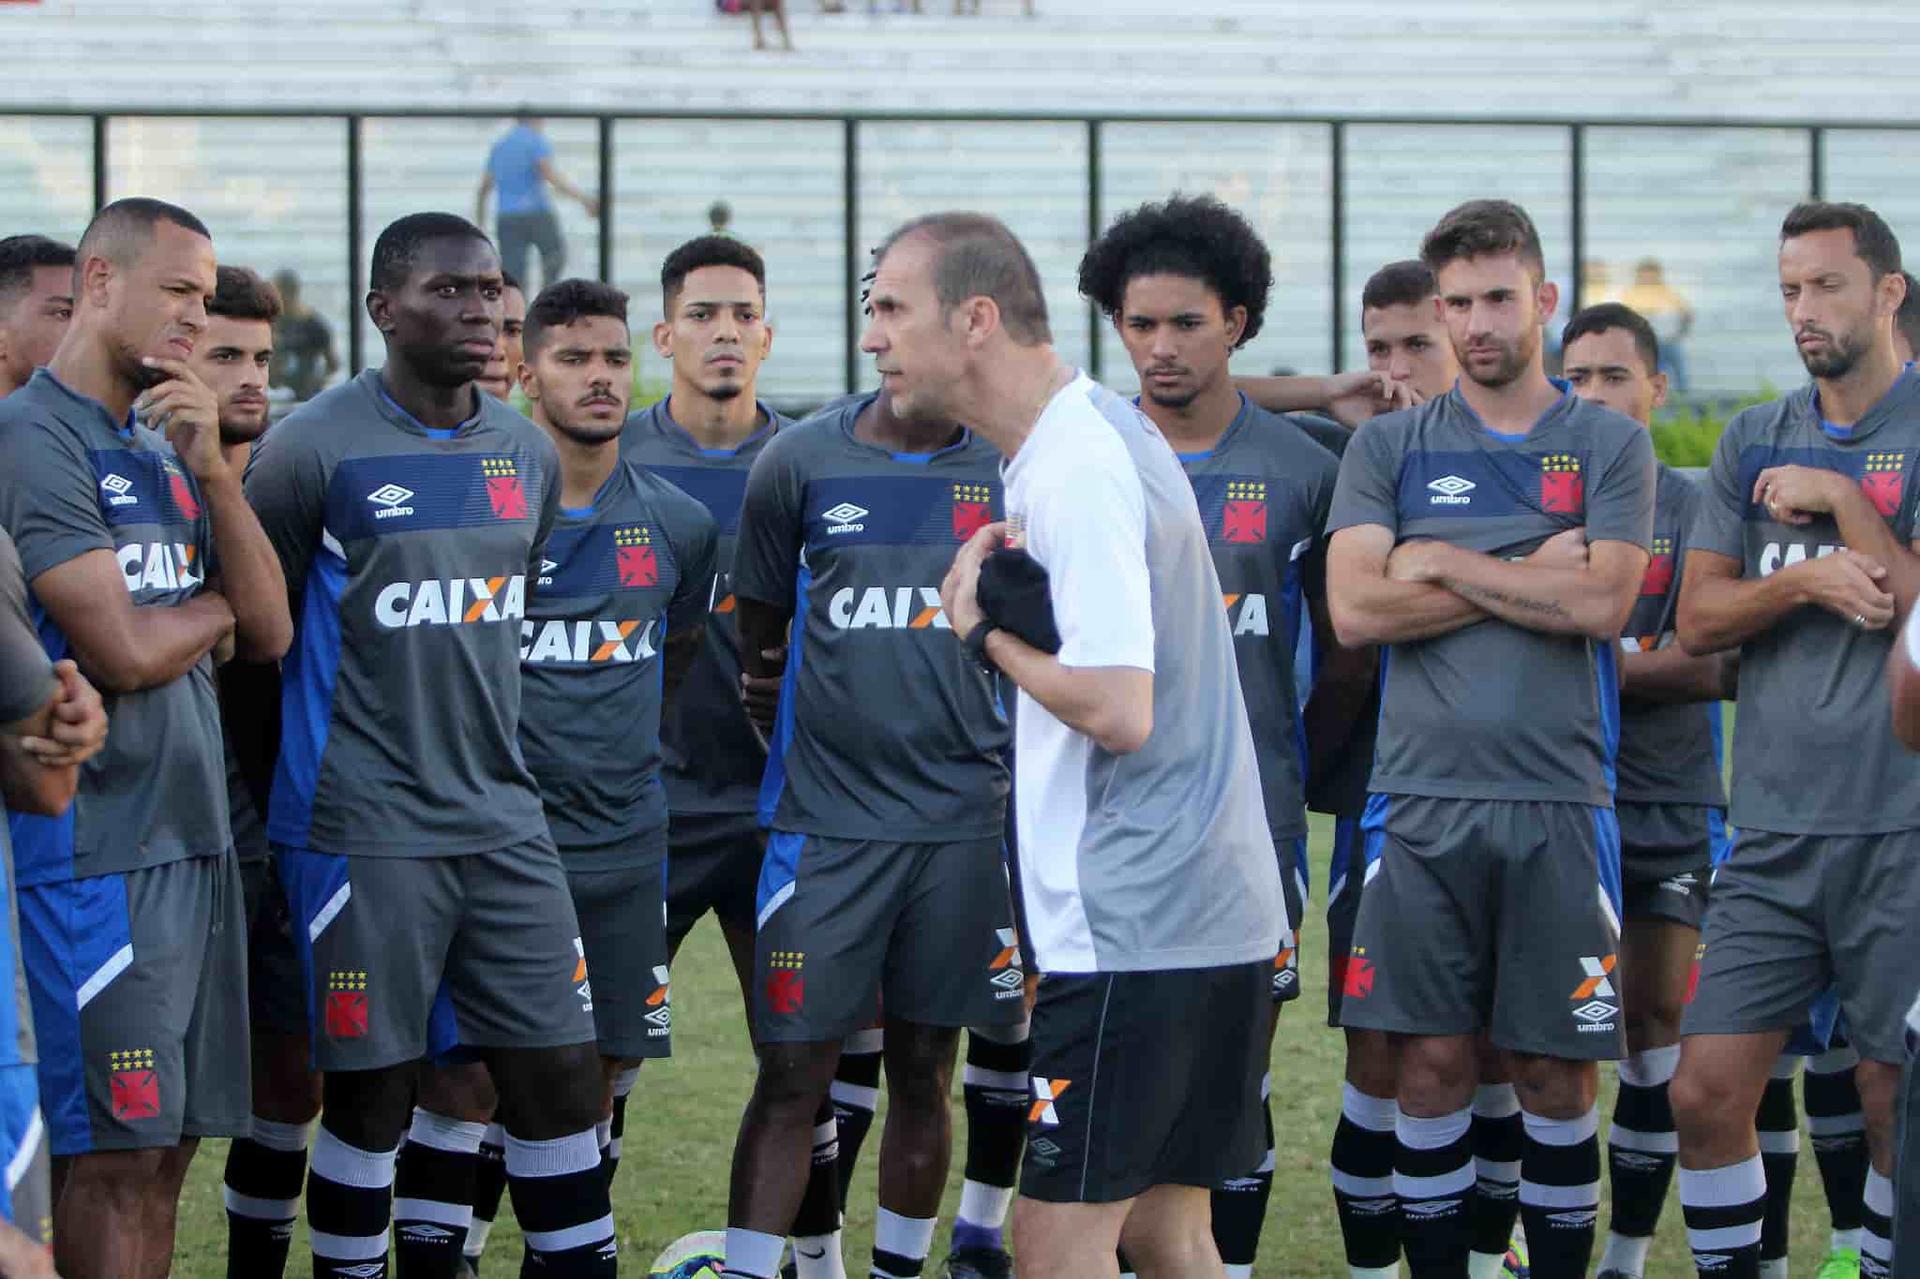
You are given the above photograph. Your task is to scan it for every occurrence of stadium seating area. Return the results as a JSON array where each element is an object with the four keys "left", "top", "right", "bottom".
[{"left": 5, "top": 0, "right": 1920, "bottom": 405}]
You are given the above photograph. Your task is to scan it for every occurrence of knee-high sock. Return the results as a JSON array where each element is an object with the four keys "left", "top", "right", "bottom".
[
  {"left": 1756, "top": 1065, "right": 1800, "bottom": 1267},
  {"left": 956, "top": 1021, "right": 1029, "bottom": 1253},
  {"left": 1519, "top": 1106, "right": 1602, "bottom": 1279},
  {"left": 504, "top": 1128, "right": 617, "bottom": 1276},
  {"left": 1804, "top": 1043, "right": 1867, "bottom": 1246},
  {"left": 1212, "top": 1072, "right": 1274, "bottom": 1276},
  {"left": 606, "top": 1067, "right": 639, "bottom": 1186},
  {"left": 394, "top": 1107, "right": 486, "bottom": 1277},
  {"left": 308, "top": 1124, "right": 398, "bottom": 1279},
  {"left": 1860, "top": 1166, "right": 1894, "bottom": 1278},
  {"left": 223, "top": 1115, "right": 312, "bottom": 1279},
  {"left": 831, "top": 1027, "right": 884, "bottom": 1210},
  {"left": 872, "top": 1207, "right": 935, "bottom": 1279},
  {"left": 792, "top": 1097, "right": 847, "bottom": 1279},
  {"left": 1395, "top": 1107, "right": 1474, "bottom": 1276},
  {"left": 1331, "top": 1083, "right": 1401, "bottom": 1273},
  {"left": 1680, "top": 1156, "right": 1765, "bottom": 1279},
  {"left": 463, "top": 1123, "right": 507, "bottom": 1273},
  {"left": 1469, "top": 1083, "right": 1523, "bottom": 1265},
  {"left": 1600, "top": 1043, "right": 1680, "bottom": 1278}
]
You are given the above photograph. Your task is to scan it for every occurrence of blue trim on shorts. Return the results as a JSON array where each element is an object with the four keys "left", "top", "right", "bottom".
[
  {"left": 0, "top": 1063, "right": 40, "bottom": 1227},
  {"left": 20, "top": 874, "right": 134, "bottom": 1156},
  {"left": 1788, "top": 988, "right": 1843, "bottom": 1057},
  {"left": 756, "top": 830, "right": 806, "bottom": 927},
  {"left": 427, "top": 984, "right": 467, "bottom": 1063},
  {"left": 270, "top": 550, "right": 348, "bottom": 847},
  {"left": 1706, "top": 807, "right": 1733, "bottom": 867},
  {"left": 273, "top": 846, "right": 349, "bottom": 1049},
  {"left": 1590, "top": 805, "right": 1623, "bottom": 922},
  {"left": 756, "top": 562, "right": 812, "bottom": 830}
]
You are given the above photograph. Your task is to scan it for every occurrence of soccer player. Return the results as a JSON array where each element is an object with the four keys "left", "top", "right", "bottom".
[
  {"left": 1896, "top": 270, "right": 1919, "bottom": 365},
  {"left": 0, "top": 523, "right": 111, "bottom": 1263},
  {"left": 478, "top": 271, "right": 527, "bottom": 401},
  {"left": 244, "top": 213, "right": 616, "bottom": 1279},
  {"left": 867, "top": 210, "right": 1276, "bottom": 1279},
  {"left": 180, "top": 265, "right": 328, "bottom": 1279},
  {"left": 720, "top": 301, "right": 1025, "bottom": 1279},
  {"left": 0, "top": 235, "right": 75, "bottom": 399},
  {"left": 1326, "top": 199, "right": 1656, "bottom": 1279},
  {"left": 1078, "top": 193, "right": 1370, "bottom": 1279},
  {"left": 516, "top": 275, "right": 715, "bottom": 1156},
  {"left": 0, "top": 198, "right": 294, "bottom": 1279},
  {"left": 1671, "top": 201, "right": 1920, "bottom": 1279},
  {"left": 1555, "top": 302, "right": 1733, "bottom": 1279}
]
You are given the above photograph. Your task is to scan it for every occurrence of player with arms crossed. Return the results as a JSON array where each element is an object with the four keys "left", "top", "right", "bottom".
[
  {"left": 0, "top": 198, "right": 293, "bottom": 1279},
  {"left": 1079, "top": 193, "right": 1371, "bottom": 1279},
  {"left": 245, "top": 213, "right": 616, "bottom": 1279},
  {"left": 1670, "top": 202, "right": 1920, "bottom": 1279},
  {"left": 1325, "top": 199, "right": 1654, "bottom": 1279}
]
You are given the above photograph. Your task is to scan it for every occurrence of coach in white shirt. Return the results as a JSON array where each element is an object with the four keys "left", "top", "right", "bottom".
[{"left": 852, "top": 209, "right": 1281, "bottom": 1279}]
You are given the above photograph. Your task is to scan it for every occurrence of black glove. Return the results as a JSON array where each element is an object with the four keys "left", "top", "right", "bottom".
[{"left": 976, "top": 546, "right": 1061, "bottom": 654}]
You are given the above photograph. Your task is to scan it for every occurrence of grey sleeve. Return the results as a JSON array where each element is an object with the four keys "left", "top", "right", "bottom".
[
  {"left": 0, "top": 533, "right": 55, "bottom": 727},
  {"left": 1691, "top": 415, "right": 1749, "bottom": 562},
  {"left": 1325, "top": 418, "right": 1403, "bottom": 537},
  {"left": 1586, "top": 424, "right": 1657, "bottom": 549},
  {"left": 1303, "top": 449, "right": 1339, "bottom": 603},
  {"left": 667, "top": 493, "right": 719, "bottom": 636},
  {"left": 243, "top": 423, "right": 330, "bottom": 595},
  {"left": 528, "top": 434, "right": 562, "bottom": 582},
  {"left": 731, "top": 438, "right": 806, "bottom": 610},
  {"left": 0, "top": 421, "right": 114, "bottom": 582}
]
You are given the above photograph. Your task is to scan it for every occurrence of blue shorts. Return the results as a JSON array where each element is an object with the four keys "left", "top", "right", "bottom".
[{"left": 0, "top": 1064, "right": 47, "bottom": 1243}]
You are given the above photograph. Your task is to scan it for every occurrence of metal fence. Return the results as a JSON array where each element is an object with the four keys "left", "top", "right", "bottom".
[{"left": 7, "top": 107, "right": 1920, "bottom": 406}]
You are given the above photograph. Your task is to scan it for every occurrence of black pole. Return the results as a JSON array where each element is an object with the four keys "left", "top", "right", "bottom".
[
  {"left": 597, "top": 116, "right": 614, "bottom": 282},
  {"left": 843, "top": 118, "right": 859, "bottom": 396},
  {"left": 91, "top": 116, "right": 107, "bottom": 212},
  {"left": 1329, "top": 122, "right": 1345, "bottom": 373},
  {"left": 1810, "top": 126, "right": 1826, "bottom": 200},
  {"left": 1570, "top": 124, "right": 1586, "bottom": 315},
  {"left": 347, "top": 115, "right": 364, "bottom": 373},
  {"left": 1086, "top": 119, "right": 1103, "bottom": 381}
]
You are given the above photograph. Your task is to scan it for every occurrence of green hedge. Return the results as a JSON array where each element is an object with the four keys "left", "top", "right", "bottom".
[{"left": 1650, "top": 390, "right": 1777, "bottom": 468}]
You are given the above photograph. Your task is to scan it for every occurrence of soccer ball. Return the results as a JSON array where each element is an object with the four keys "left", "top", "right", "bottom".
[{"left": 650, "top": 1230, "right": 727, "bottom": 1279}]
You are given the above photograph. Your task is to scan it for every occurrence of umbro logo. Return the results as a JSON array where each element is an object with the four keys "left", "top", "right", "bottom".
[
  {"left": 822, "top": 502, "right": 868, "bottom": 534},
  {"left": 368, "top": 483, "right": 416, "bottom": 520},
  {"left": 337, "top": 1267, "right": 387, "bottom": 1279},
  {"left": 539, "top": 558, "right": 558, "bottom": 586},
  {"left": 400, "top": 1224, "right": 455, "bottom": 1241},
  {"left": 1427, "top": 474, "right": 1475, "bottom": 505},
  {"left": 100, "top": 473, "right": 139, "bottom": 507}
]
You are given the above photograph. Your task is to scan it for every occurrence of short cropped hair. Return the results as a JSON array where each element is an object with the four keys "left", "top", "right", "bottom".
[
  {"left": 208, "top": 265, "right": 283, "bottom": 324},
  {"left": 523, "top": 277, "right": 630, "bottom": 356},
  {"left": 1421, "top": 199, "right": 1546, "bottom": 283},
  {"left": 1360, "top": 259, "right": 1437, "bottom": 314},
  {"left": 74, "top": 198, "right": 211, "bottom": 282},
  {"left": 1780, "top": 201, "right": 1903, "bottom": 280},
  {"left": 0, "top": 235, "right": 76, "bottom": 311},
  {"left": 1897, "top": 271, "right": 1920, "bottom": 357},
  {"left": 370, "top": 212, "right": 493, "bottom": 293},
  {"left": 501, "top": 269, "right": 523, "bottom": 295},
  {"left": 1560, "top": 302, "right": 1660, "bottom": 376},
  {"left": 875, "top": 212, "right": 1051, "bottom": 346},
  {"left": 1077, "top": 195, "right": 1272, "bottom": 347},
  {"left": 660, "top": 235, "right": 766, "bottom": 308}
]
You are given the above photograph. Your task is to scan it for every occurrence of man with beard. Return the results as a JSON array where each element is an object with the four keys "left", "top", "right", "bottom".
[
  {"left": 1326, "top": 199, "right": 1654, "bottom": 1279},
  {"left": 0, "top": 199, "right": 293, "bottom": 1279},
  {"left": 1671, "top": 202, "right": 1920, "bottom": 1279},
  {"left": 1897, "top": 271, "right": 1919, "bottom": 365},
  {"left": 0, "top": 236, "right": 75, "bottom": 400},
  {"left": 245, "top": 213, "right": 616, "bottom": 1279},
  {"left": 515, "top": 276, "right": 715, "bottom": 1179},
  {"left": 185, "top": 266, "right": 328, "bottom": 1279}
]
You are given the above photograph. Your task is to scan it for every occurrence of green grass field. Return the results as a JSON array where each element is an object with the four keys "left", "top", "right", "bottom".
[{"left": 163, "top": 815, "right": 1844, "bottom": 1276}]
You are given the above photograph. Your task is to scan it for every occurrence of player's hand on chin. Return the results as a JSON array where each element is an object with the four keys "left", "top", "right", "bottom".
[{"left": 940, "top": 521, "right": 1006, "bottom": 638}]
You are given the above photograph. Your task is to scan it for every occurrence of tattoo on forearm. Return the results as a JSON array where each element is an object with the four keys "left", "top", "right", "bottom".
[{"left": 1452, "top": 582, "right": 1572, "bottom": 619}]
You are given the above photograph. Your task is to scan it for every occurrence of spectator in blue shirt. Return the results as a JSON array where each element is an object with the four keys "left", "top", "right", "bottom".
[{"left": 475, "top": 116, "right": 600, "bottom": 290}]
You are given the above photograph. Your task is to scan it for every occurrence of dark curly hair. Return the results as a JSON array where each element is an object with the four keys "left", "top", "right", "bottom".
[{"left": 1078, "top": 194, "right": 1271, "bottom": 348}]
